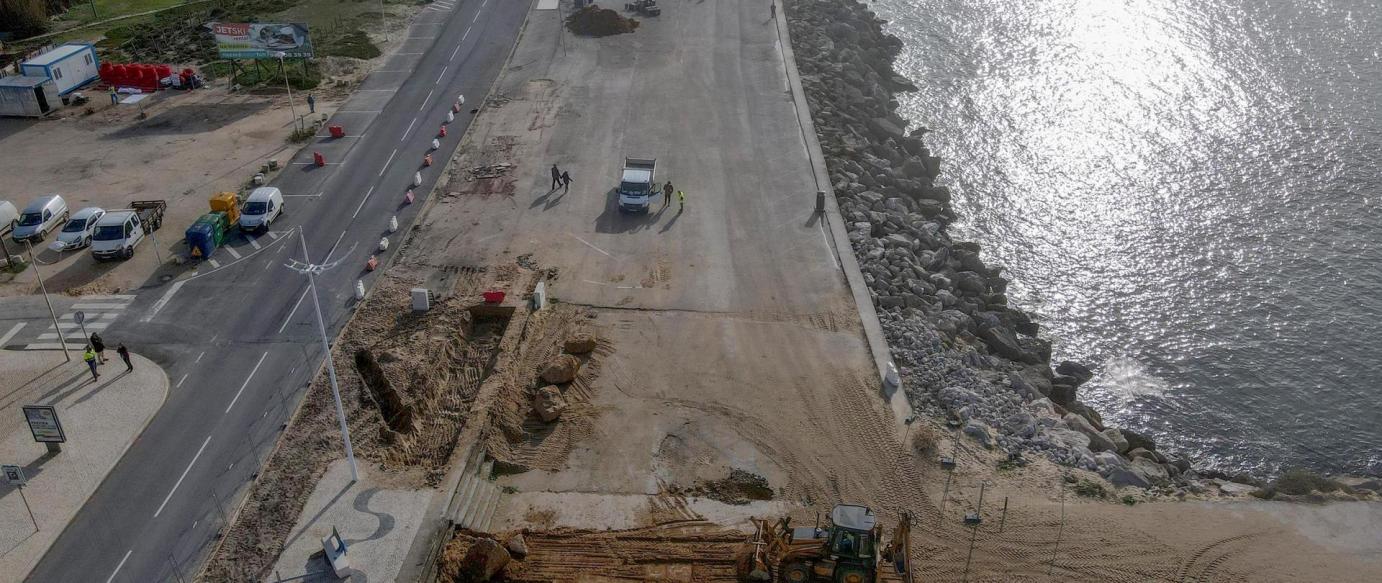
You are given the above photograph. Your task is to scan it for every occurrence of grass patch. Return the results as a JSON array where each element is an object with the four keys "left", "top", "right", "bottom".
[
  {"left": 1270, "top": 468, "right": 1346, "bottom": 496},
  {"left": 909, "top": 424, "right": 938, "bottom": 456},
  {"left": 1073, "top": 479, "right": 1107, "bottom": 499},
  {"left": 54, "top": 0, "right": 188, "bottom": 27},
  {"left": 1120, "top": 494, "right": 1138, "bottom": 506},
  {"left": 319, "top": 28, "right": 381, "bottom": 59}
]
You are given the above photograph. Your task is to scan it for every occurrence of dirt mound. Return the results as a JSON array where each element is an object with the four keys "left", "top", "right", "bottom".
[
  {"left": 566, "top": 5, "right": 640, "bottom": 36},
  {"left": 675, "top": 469, "right": 775, "bottom": 505}
]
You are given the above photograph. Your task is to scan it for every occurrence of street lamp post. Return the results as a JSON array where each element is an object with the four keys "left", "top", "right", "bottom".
[
  {"left": 285, "top": 230, "right": 358, "bottom": 482},
  {"left": 273, "top": 51, "right": 300, "bottom": 131},
  {"left": 25, "top": 241, "right": 70, "bottom": 361}
]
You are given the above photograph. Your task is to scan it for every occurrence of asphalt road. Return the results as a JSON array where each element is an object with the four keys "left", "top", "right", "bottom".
[{"left": 22, "top": 1, "right": 531, "bottom": 581}]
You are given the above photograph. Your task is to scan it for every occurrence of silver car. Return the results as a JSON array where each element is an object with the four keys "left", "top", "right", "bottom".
[{"left": 53, "top": 207, "right": 105, "bottom": 251}]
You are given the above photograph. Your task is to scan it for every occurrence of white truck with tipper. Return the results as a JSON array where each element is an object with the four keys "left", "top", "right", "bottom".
[
  {"left": 617, "top": 157, "right": 657, "bottom": 213},
  {"left": 91, "top": 200, "right": 165, "bottom": 261}
]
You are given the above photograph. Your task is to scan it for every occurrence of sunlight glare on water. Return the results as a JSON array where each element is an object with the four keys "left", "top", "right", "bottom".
[{"left": 871, "top": 0, "right": 1382, "bottom": 476}]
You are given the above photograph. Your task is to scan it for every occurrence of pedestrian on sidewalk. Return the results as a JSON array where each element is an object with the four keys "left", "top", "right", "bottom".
[
  {"left": 663, "top": 182, "right": 674, "bottom": 208},
  {"left": 561, "top": 170, "right": 573, "bottom": 193},
  {"left": 678, "top": 190, "right": 686, "bottom": 212},
  {"left": 307, "top": 93, "right": 316, "bottom": 114},
  {"left": 117, "top": 344, "right": 133, "bottom": 372},
  {"left": 83, "top": 347, "right": 100, "bottom": 381},
  {"left": 770, "top": 1, "right": 776, "bottom": 20},
  {"left": 90, "top": 332, "right": 107, "bottom": 364},
  {"left": 550, "top": 164, "right": 562, "bottom": 190},
  {"left": 109, "top": 87, "right": 119, "bottom": 106}
]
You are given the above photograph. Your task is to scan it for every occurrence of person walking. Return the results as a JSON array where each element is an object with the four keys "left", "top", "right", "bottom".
[
  {"left": 677, "top": 190, "right": 686, "bottom": 212},
  {"left": 90, "top": 332, "right": 107, "bottom": 364},
  {"left": 307, "top": 93, "right": 316, "bottom": 114},
  {"left": 663, "top": 182, "right": 674, "bottom": 208},
  {"left": 770, "top": 1, "right": 776, "bottom": 20},
  {"left": 117, "top": 344, "right": 133, "bottom": 372},
  {"left": 550, "top": 164, "right": 562, "bottom": 190},
  {"left": 561, "top": 170, "right": 573, "bottom": 193},
  {"left": 83, "top": 346, "right": 100, "bottom": 381}
]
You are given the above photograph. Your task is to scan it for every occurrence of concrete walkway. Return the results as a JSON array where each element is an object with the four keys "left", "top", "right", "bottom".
[
  {"left": 0, "top": 349, "right": 168, "bottom": 581},
  {"left": 267, "top": 460, "right": 431, "bottom": 583}
]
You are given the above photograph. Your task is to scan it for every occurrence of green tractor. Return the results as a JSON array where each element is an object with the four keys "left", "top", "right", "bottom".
[{"left": 738, "top": 504, "right": 912, "bottom": 583}]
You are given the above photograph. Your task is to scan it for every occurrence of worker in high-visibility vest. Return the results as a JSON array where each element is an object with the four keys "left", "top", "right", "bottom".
[
  {"left": 677, "top": 190, "right": 686, "bottom": 212},
  {"left": 83, "top": 346, "right": 100, "bottom": 381}
]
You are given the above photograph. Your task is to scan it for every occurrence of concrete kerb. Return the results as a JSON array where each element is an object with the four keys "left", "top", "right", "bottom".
[
  {"left": 774, "top": 4, "right": 898, "bottom": 397},
  {"left": 6, "top": 352, "right": 169, "bottom": 582}
]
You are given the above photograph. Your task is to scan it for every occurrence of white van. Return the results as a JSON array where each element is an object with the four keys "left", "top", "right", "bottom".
[
  {"left": 239, "top": 187, "right": 284, "bottom": 233},
  {"left": 11, "top": 195, "right": 68, "bottom": 244},
  {"left": 0, "top": 201, "right": 17, "bottom": 236}
]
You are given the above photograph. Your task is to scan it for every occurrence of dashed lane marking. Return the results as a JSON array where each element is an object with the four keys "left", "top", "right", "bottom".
[
  {"left": 105, "top": 550, "right": 133, "bottom": 583},
  {"left": 224, "top": 351, "right": 268, "bottom": 413},
  {"left": 153, "top": 435, "right": 212, "bottom": 518}
]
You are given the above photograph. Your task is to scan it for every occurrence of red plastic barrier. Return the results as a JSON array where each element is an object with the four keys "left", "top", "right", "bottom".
[
  {"left": 313, "top": 152, "right": 325, "bottom": 167},
  {"left": 329, "top": 125, "right": 345, "bottom": 138},
  {"left": 482, "top": 290, "right": 506, "bottom": 304}
]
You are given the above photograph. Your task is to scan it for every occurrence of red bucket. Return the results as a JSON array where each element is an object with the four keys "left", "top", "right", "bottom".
[{"left": 482, "top": 290, "right": 506, "bottom": 304}]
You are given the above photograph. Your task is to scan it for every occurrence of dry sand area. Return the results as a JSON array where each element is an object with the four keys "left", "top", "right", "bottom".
[{"left": 400, "top": 2, "right": 1382, "bottom": 581}]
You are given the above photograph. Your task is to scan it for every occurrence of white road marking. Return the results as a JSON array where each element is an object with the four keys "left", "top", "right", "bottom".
[
  {"left": 450, "top": 43, "right": 462, "bottom": 61},
  {"left": 141, "top": 280, "right": 186, "bottom": 322},
  {"left": 280, "top": 287, "right": 310, "bottom": 334},
  {"left": 208, "top": 259, "right": 220, "bottom": 268},
  {"left": 224, "top": 351, "right": 269, "bottom": 413},
  {"left": 420, "top": 89, "right": 435, "bottom": 111},
  {"left": 263, "top": 258, "right": 275, "bottom": 271},
  {"left": 462, "top": 27, "right": 471, "bottom": 41},
  {"left": 473, "top": 9, "right": 481, "bottom": 22},
  {"left": 248, "top": 237, "right": 262, "bottom": 250},
  {"left": 568, "top": 233, "right": 612, "bottom": 257},
  {"left": 291, "top": 162, "right": 344, "bottom": 166},
  {"left": 353, "top": 186, "right": 376, "bottom": 219},
  {"left": 0, "top": 322, "right": 26, "bottom": 346},
  {"left": 402, "top": 117, "right": 419, "bottom": 140},
  {"left": 436, "top": 66, "right": 448, "bottom": 84},
  {"left": 326, "top": 230, "right": 348, "bottom": 261},
  {"left": 22, "top": 343, "right": 69, "bottom": 350},
  {"left": 153, "top": 435, "right": 212, "bottom": 518},
  {"left": 72, "top": 302, "right": 128, "bottom": 310},
  {"left": 269, "top": 231, "right": 281, "bottom": 240},
  {"left": 336, "top": 110, "right": 383, "bottom": 113},
  {"left": 408, "top": 36, "right": 436, "bottom": 40},
  {"left": 818, "top": 222, "right": 840, "bottom": 270},
  {"left": 105, "top": 550, "right": 133, "bottom": 583},
  {"left": 482, "top": 0, "right": 488, "bottom": 7},
  {"left": 225, "top": 246, "right": 242, "bottom": 260},
  {"left": 195, "top": 351, "right": 205, "bottom": 363},
  {"left": 396, "top": 52, "right": 425, "bottom": 55},
  {"left": 82, "top": 294, "right": 136, "bottom": 301},
  {"left": 381, "top": 148, "right": 399, "bottom": 175},
  {"left": 177, "top": 373, "right": 189, "bottom": 388}
]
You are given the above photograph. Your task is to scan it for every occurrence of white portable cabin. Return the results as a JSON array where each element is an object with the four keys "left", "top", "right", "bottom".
[
  {"left": 20, "top": 44, "right": 100, "bottom": 96},
  {"left": 0, "top": 76, "right": 61, "bottom": 118}
]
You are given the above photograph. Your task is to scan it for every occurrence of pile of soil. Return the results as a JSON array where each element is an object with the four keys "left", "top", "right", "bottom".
[
  {"left": 566, "top": 5, "right": 639, "bottom": 36},
  {"left": 674, "top": 469, "right": 775, "bottom": 505}
]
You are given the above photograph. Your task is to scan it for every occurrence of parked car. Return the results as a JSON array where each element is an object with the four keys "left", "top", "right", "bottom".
[
  {"left": 91, "top": 200, "right": 164, "bottom": 261},
  {"left": 239, "top": 187, "right": 284, "bottom": 232},
  {"left": 53, "top": 207, "right": 105, "bottom": 251},
  {"left": 11, "top": 195, "right": 68, "bottom": 243}
]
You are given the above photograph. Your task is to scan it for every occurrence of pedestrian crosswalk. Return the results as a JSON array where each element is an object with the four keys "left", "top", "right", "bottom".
[
  {"left": 427, "top": 0, "right": 456, "bottom": 11},
  {"left": 24, "top": 294, "right": 136, "bottom": 350}
]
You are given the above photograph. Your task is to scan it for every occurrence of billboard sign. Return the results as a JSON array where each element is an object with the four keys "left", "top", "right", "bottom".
[
  {"left": 212, "top": 22, "right": 314, "bottom": 59},
  {"left": 22, "top": 405, "right": 66, "bottom": 443}
]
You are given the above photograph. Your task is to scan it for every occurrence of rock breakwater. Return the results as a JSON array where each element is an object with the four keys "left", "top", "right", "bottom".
[{"left": 785, "top": 0, "right": 1191, "bottom": 490}]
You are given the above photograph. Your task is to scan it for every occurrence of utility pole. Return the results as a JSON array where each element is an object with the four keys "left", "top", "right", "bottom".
[
  {"left": 273, "top": 52, "right": 300, "bottom": 131},
  {"left": 26, "top": 241, "right": 70, "bottom": 361},
  {"left": 285, "top": 229, "right": 358, "bottom": 482}
]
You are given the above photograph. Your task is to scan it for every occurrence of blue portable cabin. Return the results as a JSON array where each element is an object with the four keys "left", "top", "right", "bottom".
[{"left": 20, "top": 44, "right": 100, "bottom": 96}]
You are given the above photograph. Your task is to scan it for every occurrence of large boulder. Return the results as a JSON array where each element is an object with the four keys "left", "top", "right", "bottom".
[
  {"left": 1065, "top": 401, "right": 1104, "bottom": 430},
  {"left": 1062, "top": 414, "right": 1116, "bottom": 452},
  {"left": 563, "top": 332, "right": 597, "bottom": 354},
  {"left": 962, "top": 420, "right": 994, "bottom": 449},
  {"left": 1094, "top": 451, "right": 1129, "bottom": 473},
  {"left": 532, "top": 385, "right": 568, "bottom": 423},
  {"left": 1101, "top": 428, "right": 1130, "bottom": 454},
  {"left": 953, "top": 271, "right": 988, "bottom": 295},
  {"left": 1122, "top": 428, "right": 1157, "bottom": 452},
  {"left": 1107, "top": 466, "right": 1152, "bottom": 489},
  {"left": 541, "top": 354, "right": 581, "bottom": 384},
  {"left": 505, "top": 533, "right": 529, "bottom": 559},
  {"left": 1044, "top": 427, "right": 1091, "bottom": 451},
  {"left": 457, "top": 537, "right": 511, "bottom": 581},
  {"left": 1048, "top": 378, "right": 1078, "bottom": 407},
  {"left": 1055, "top": 361, "right": 1094, "bottom": 384},
  {"left": 975, "top": 317, "right": 1040, "bottom": 364},
  {"left": 1130, "top": 457, "right": 1169, "bottom": 484}
]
